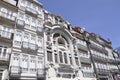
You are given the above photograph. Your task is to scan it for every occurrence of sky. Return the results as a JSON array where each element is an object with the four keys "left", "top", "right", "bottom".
[{"left": 39, "top": 0, "right": 120, "bottom": 48}]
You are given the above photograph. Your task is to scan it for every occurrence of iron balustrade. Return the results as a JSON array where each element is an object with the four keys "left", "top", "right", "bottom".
[
  {"left": 77, "top": 43, "right": 88, "bottom": 51},
  {"left": 22, "top": 41, "right": 38, "bottom": 50},
  {"left": 92, "top": 54, "right": 108, "bottom": 63}
]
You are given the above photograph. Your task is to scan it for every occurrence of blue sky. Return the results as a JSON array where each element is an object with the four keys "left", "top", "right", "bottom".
[{"left": 39, "top": 0, "right": 120, "bottom": 48}]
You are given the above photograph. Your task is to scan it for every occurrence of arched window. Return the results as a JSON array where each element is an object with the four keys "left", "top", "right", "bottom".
[
  {"left": 64, "top": 52, "right": 67, "bottom": 63},
  {"left": 58, "top": 38, "right": 65, "bottom": 46}
]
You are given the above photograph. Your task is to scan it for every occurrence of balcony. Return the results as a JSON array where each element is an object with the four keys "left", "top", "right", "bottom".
[
  {"left": 29, "top": 43, "right": 37, "bottom": 50},
  {"left": 82, "top": 72, "right": 95, "bottom": 78},
  {"left": 16, "top": 19, "right": 25, "bottom": 28},
  {"left": 77, "top": 44, "right": 88, "bottom": 51},
  {"left": 110, "top": 69, "right": 119, "bottom": 73},
  {"left": 58, "top": 64, "right": 74, "bottom": 73},
  {"left": 107, "top": 58, "right": 115, "bottom": 63},
  {"left": 90, "top": 43, "right": 108, "bottom": 54},
  {"left": 10, "top": 66, "right": 21, "bottom": 77},
  {"left": 96, "top": 68, "right": 109, "bottom": 73},
  {"left": 0, "top": 30, "right": 14, "bottom": 43},
  {"left": 25, "top": 7, "right": 37, "bottom": 16},
  {"left": 92, "top": 54, "right": 108, "bottom": 63},
  {"left": 80, "top": 57, "right": 91, "bottom": 64},
  {"left": 0, "top": 11, "right": 16, "bottom": 24},
  {"left": 37, "top": 69, "right": 45, "bottom": 78},
  {"left": 0, "top": 55, "right": 9, "bottom": 65},
  {"left": 22, "top": 42, "right": 38, "bottom": 51},
  {"left": 0, "top": 56, "right": 9, "bottom": 61},
  {"left": 22, "top": 41, "right": 29, "bottom": 49}
]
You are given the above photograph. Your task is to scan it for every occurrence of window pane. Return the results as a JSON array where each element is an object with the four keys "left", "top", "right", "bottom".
[
  {"left": 64, "top": 53, "right": 67, "bottom": 64},
  {"left": 3, "top": 48, "right": 7, "bottom": 56},
  {"left": 55, "top": 54, "right": 58, "bottom": 63},
  {"left": 0, "top": 73, "right": 2, "bottom": 80},
  {"left": 47, "top": 51, "right": 53, "bottom": 61},
  {"left": 59, "top": 51, "right": 63, "bottom": 63},
  {"left": 75, "top": 57, "right": 79, "bottom": 66},
  {"left": 0, "top": 48, "right": 2, "bottom": 56},
  {"left": 69, "top": 57, "right": 72, "bottom": 65}
]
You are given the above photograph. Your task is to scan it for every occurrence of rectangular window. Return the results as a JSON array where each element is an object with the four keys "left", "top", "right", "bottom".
[
  {"left": 37, "top": 19, "right": 42, "bottom": 27},
  {"left": 37, "top": 57, "right": 43, "bottom": 69},
  {"left": 64, "top": 52, "right": 68, "bottom": 64},
  {"left": 32, "top": 4, "right": 37, "bottom": 10},
  {"left": 47, "top": 51, "right": 53, "bottom": 62},
  {"left": 59, "top": 51, "right": 63, "bottom": 63},
  {"left": 12, "top": 53, "right": 20, "bottom": 66},
  {"left": 75, "top": 57, "right": 79, "bottom": 66},
  {"left": 0, "top": 46, "right": 7, "bottom": 58},
  {"left": 38, "top": 37, "right": 42, "bottom": 49},
  {"left": 25, "top": 15, "right": 30, "bottom": 24},
  {"left": 55, "top": 54, "right": 58, "bottom": 63},
  {"left": 24, "top": 32, "right": 29, "bottom": 41},
  {"left": 15, "top": 30, "right": 22, "bottom": 41},
  {"left": 18, "top": 12, "right": 24, "bottom": 20},
  {"left": 21, "top": 54, "right": 28, "bottom": 72},
  {"left": 31, "top": 34, "right": 36, "bottom": 42},
  {"left": 0, "top": 48, "right": 2, "bottom": 56},
  {"left": 21, "top": 0, "right": 26, "bottom": 6},
  {"left": 3, "top": 48, "right": 7, "bottom": 57},
  {"left": 0, "top": 72, "right": 2, "bottom": 80},
  {"left": 1, "top": 26, "right": 11, "bottom": 38},
  {"left": 31, "top": 17, "right": 36, "bottom": 26},
  {"left": 69, "top": 57, "right": 72, "bottom": 65}
]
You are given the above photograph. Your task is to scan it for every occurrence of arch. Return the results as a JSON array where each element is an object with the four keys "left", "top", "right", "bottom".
[
  {"left": 53, "top": 24, "right": 72, "bottom": 35},
  {"left": 43, "top": 21, "right": 53, "bottom": 27},
  {"left": 52, "top": 26, "right": 74, "bottom": 44}
]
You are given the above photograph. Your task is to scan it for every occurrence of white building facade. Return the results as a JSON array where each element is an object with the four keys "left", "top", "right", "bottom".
[{"left": 0, "top": 0, "right": 119, "bottom": 80}]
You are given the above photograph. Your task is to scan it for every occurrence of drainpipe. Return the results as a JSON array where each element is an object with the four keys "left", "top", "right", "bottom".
[{"left": 81, "top": 30, "right": 99, "bottom": 80}]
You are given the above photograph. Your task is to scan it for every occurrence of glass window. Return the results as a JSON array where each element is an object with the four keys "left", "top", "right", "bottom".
[
  {"left": 31, "top": 35, "right": 36, "bottom": 41},
  {"left": 59, "top": 51, "right": 63, "bottom": 63},
  {"left": 24, "top": 33, "right": 29, "bottom": 40},
  {"left": 1, "top": 26, "right": 11, "bottom": 38},
  {"left": 32, "top": 17, "right": 36, "bottom": 26},
  {"left": 64, "top": 52, "right": 68, "bottom": 64},
  {"left": 0, "top": 48, "right": 2, "bottom": 56},
  {"left": 75, "top": 57, "right": 79, "bottom": 66},
  {"left": 32, "top": 4, "right": 37, "bottom": 10},
  {"left": 21, "top": 0, "right": 26, "bottom": 5},
  {"left": 47, "top": 51, "right": 53, "bottom": 61},
  {"left": 3, "top": 48, "right": 7, "bottom": 57},
  {"left": 69, "top": 57, "right": 72, "bottom": 65},
  {"left": 18, "top": 12, "right": 24, "bottom": 20},
  {"left": 55, "top": 54, "right": 58, "bottom": 63},
  {"left": 0, "top": 72, "right": 2, "bottom": 80},
  {"left": 25, "top": 15, "right": 30, "bottom": 24}
]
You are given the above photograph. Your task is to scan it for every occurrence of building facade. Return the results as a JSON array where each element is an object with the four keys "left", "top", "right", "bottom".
[{"left": 0, "top": 0, "right": 120, "bottom": 80}]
